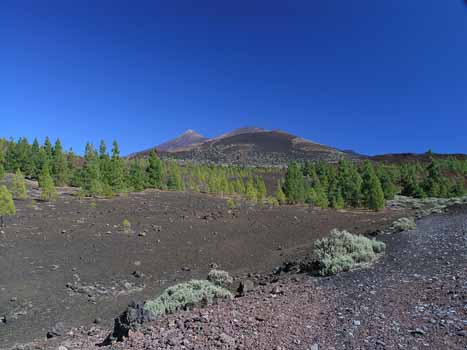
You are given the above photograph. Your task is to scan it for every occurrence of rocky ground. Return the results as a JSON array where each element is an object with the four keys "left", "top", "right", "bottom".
[
  {"left": 6, "top": 202, "right": 466, "bottom": 349},
  {"left": 0, "top": 185, "right": 410, "bottom": 349}
]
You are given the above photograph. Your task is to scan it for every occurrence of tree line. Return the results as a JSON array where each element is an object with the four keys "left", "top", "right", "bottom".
[
  {"left": 280, "top": 158, "right": 466, "bottom": 211},
  {"left": 0, "top": 137, "right": 466, "bottom": 214}
]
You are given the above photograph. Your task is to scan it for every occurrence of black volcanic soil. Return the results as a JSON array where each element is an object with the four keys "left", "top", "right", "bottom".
[
  {"left": 160, "top": 130, "right": 350, "bottom": 165},
  {"left": 0, "top": 189, "right": 408, "bottom": 348},
  {"left": 21, "top": 203, "right": 467, "bottom": 350}
]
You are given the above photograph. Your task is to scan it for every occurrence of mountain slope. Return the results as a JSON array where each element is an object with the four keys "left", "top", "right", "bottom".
[
  {"left": 131, "top": 127, "right": 360, "bottom": 165},
  {"left": 157, "top": 129, "right": 207, "bottom": 152},
  {"left": 130, "top": 130, "right": 207, "bottom": 157}
]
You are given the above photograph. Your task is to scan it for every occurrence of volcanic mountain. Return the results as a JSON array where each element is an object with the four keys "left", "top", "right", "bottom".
[
  {"left": 156, "top": 129, "right": 207, "bottom": 152},
  {"left": 130, "top": 127, "right": 360, "bottom": 165}
]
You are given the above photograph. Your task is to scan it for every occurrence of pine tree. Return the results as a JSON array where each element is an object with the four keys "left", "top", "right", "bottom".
[
  {"left": 5, "top": 139, "right": 18, "bottom": 172},
  {"left": 52, "top": 139, "right": 69, "bottom": 186},
  {"left": 330, "top": 189, "right": 344, "bottom": 209},
  {"left": 337, "top": 160, "right": 362, "bottom": 207},
  {"left": 327, "top": 176, "right": 344, "bottom": 209},
  {"left": 233, "top": 178, "right": 245, "bottom": 194},
  {"left": 147, "top": 150, "right": 163, "bottom": 189},
  {"left": 219, "top": 174, "right": 231, "bottom": 196},
  {"left": 422, "top": 160, "right": 442, "bottom": 197},
  {"left": 0, "top": 163, "right": 5, "bottom": 180},
  {"left": 109, "top": 141, "right": 126, "bottom": 193},
  {"left": 274, "top": 180, "right": 287, "bottom": 204},
  {"left": 129, "top": 160, "right": 146, "bottom": 192},
  {"left": 377, "top": 166, "right": 398, "bottom": 200},
  {"left": 361, "top": 162, "right": 385, "bottom": 211},
  {"left": 81, "top": 143, "right": 104, "bottom": 196},
  {"left": 43, "top": 136, "right": 53, "bottom": 161},
  {"left": 98, "top": 140, "right": 112, "bottom": 186},
  {"left": 400, "top": 163, "right": 425, "bottom": 198},
  {"left": 0, "top": 185, "right": 15, "bottom": 227},
  {"left": 283, "top": 162, "right": 306, "bottom": 204},
  {"left": 309, "top": 183, "right": 329, "bottom": 208},
  {"left": 255, "top": 177, "right": 267, "bottom": 202},
  {"left": 39, "top": 164, "right": 58, "bottom": 201},
  {"left": 16, "top": 138, "right": 33, "bottom": 175},
  {"left": 30, "top": 138, "right": 41, "bottom": 177},
  {"left": 245, "top": 176, "right": 258, "bottom": 202},
  {"left": 12, "top": 169, "right": 28, "bottom": 199},
  {"left": 167, "top": 163, "right": 184, "bottom": 191}
]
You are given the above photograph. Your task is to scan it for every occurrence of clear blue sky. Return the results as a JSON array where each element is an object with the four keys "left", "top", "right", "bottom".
[{"left": 1, "top": 1, "right": 466, "bottom": 155}]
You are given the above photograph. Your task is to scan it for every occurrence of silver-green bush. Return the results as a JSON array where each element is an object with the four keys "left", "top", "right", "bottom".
[
  {"left": 144, "top": 280, "right": 232, "bottom": 317},
  {"left": 392, "top": 217, "right": 416, "bottom": 232},
  {"left": 312, "top": 229, "right": 386, "bottom": 276},
  {"left": 207, "top": 269, "right": 233, "bottom": 287}
]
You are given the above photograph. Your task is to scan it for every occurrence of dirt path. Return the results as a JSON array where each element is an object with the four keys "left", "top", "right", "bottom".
[{"left": 35, "top": 204, "right": 467, "bottom": 350}]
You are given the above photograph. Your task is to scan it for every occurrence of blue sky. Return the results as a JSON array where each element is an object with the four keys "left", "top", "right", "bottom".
[{"left": 1, "top": 1, "right": 466, "bottom": 155}]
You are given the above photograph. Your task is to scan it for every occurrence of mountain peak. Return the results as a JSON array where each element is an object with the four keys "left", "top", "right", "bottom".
[{"left": 156, "top": 129, "right": 207, "bottom": 152}]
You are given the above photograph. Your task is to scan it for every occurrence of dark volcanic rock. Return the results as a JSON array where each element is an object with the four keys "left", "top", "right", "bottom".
[
  {"left": 105, "top": 302, "right": 156, "bottom": 343},
  {"left": 46, "top": 322, "right": 65, "bottom": 338},
  {"left": 236, "top": 280, "right": 254, "bottom": 296}
]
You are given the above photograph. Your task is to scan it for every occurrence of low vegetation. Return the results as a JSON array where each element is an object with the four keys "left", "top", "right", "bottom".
[
  {"left": 11, "top": 169, "right": 28, "bottom": 199},
  {"left": 207, "top": 269, "right": 234, "bottom": 288},
  {"left": 0, "top": 185, "right": 16, "bottom": 227},
  {"left": 122, "top": 219, "right": 132, "bottom": 233},
  {"left": 312, "top": 229, "right": 386, "bottom": 276},
  {"left": 39, "top": 165, "right": 58, "bottom": 201},
  {"left": 144, "top": 279, "right": 233, "bottom": 317},
  {"left": 392, "top": 217, "right": 417, "bottom": 232}
]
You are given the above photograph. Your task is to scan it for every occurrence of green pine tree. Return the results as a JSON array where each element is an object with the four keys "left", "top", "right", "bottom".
[
  {"left": 337, "top": 160, "right": 362, "bottom": 207},
  {"left": 245, "top": 176, "right": 258, "bottom": 202},
  {"left": 39, "top": 164, "right": 58, "bottom": 201},
  {"left": 147, "top": 150, "right": 163, "bottom": 189},
  {"left": 81, "top": 143, "right": 104, "bottom": 196},
  {"left": 255, "top": 177, "right": 267, "bottom": 202},
  {"left": 52, "top": 139, "right": 69, "bottom": 186},
  {"left": 43, "top": 136, "right": 53, "bottom": 161},
  {"left": 30, "top": 138, "right": 41, "bottom": 178},
  {"left": 5, "top": 138, "right": 18, "bottom": 172},
  {"left": 16, "top": 138, "right": 33, "bottom": 175},
  {"left": 283, "top": 162, "right": 306, "bottom": 204},
  {"left": 311, "top": 184, "right": 329, "bottom": 209},
  {"left": 274, "top": 180, "right": 287, "bottom": 204},
  {"left": 0, "top": 163, "right": 5, "bottom": 180},
  {"left": 422, "top": 160, "right": 442, "bottom": 197},
  {"left": 361, "top": 162, "right": 385, "bottom": 211},
  {"left": 129, "top": 160, "right": 147, "bottom": 192},
  {"left": 377, "top": 166, "right": 398, "bottom": 200},
  {"left": 167, "top": 163, "right": 184, "bottom": 191},
  {"left": 233, "top": 178, "right": 245, "bottom": 194},
  {"left": 0, "top": 185, "right": 16, "bottom": 227},
  {"left": 109, "top": 141, "right": 126, "bottom": 193},
  {"left": 12, "top": 169, "right": 28, "bottom": 199}
]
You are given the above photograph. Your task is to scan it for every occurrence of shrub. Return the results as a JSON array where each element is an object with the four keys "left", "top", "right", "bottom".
[
  {"left": 267, "top": 196, "right": 279, "bottom": 207},
  {"left": 122, "top": 219, "right": 132, "bottom": 233},
  {"left": 144, "top": 280, "right": 232, "bottom": 317},
  {"left": 226, "top": 198, "right": 236, "bottom": 209},
  {"left": 39, "top": 165, "right": 58, "bottom": 201},
  {"left": 12, "top": 169, "right": 28, "bottom": 199},
  {"left": 207, "top": 269, "right": 233, "bottom": 287},
  {"left": 312, "top": 229, "right": 386, "bottom": 276},
  {"left": 392, "top": 217, "right": 416, "bottom": 232},
  {"left": 0, "top": 185, "right": 16, "bottom": 227}
]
